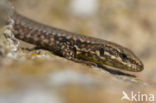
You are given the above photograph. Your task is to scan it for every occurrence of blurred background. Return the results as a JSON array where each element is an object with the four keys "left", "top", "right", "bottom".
[{"left": 0, "top": 0, "right": 156, "bottom": 103}]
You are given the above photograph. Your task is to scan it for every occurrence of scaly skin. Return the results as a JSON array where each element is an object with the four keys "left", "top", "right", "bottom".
[{"left": 10, "top": 11, "right": 144, "bottom": 72}]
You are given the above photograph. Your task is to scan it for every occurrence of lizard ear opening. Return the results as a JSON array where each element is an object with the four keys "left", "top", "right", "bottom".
[
  {"left": 73, "top": 46, "right": 77, "bottom": 57},
  {"left": 99, "top": 48, "right": 104, "bottom": 56}
]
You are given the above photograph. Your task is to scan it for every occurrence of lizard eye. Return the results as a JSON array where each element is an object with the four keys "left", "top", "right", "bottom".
[
  {"left": 120, "top": 53, "right": 128, "bottom": 59},
  {"left": 99, "top": 48, "right": 104, "bottom": 56}
]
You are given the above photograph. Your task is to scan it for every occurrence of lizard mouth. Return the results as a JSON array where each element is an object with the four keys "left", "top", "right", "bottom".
[
  {"left": 120, "top": 59, "right": 144, "bottom": 72},
  {"left": 102, "top": 58, "right": 144, "bottom": 72}
]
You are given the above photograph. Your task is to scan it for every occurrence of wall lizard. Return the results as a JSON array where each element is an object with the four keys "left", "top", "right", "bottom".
[{"left": 9, "top": 11, "right": 144, "bottom": 72}]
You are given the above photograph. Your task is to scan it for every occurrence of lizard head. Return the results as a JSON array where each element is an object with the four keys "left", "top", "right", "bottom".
[
  {"left": 95, "top": 43, "right": 144, "bottom": 72},
  {"left": 76, "top": 42, "right": 144, "bottom": 72}
]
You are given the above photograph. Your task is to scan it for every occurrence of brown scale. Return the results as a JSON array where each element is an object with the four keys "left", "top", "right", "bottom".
[{"left": 10, "top": 11, "right": 144, "bottom": 72}]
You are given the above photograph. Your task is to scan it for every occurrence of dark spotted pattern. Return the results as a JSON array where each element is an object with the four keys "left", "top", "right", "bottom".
[{"left": 10, "top": 11, "right": 144, "bottom": 72}]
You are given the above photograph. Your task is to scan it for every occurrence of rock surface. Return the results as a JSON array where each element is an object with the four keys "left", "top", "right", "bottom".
[{"left": 0, "top": 0, "right": 156, "bottom": 103}]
